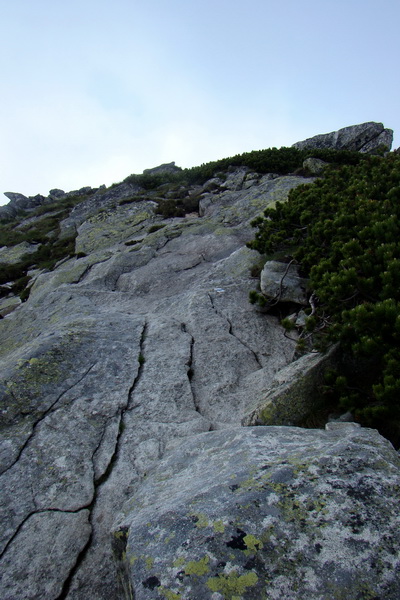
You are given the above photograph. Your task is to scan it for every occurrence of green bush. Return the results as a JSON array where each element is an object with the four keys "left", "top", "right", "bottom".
[
  {"left": 0, "top": 225, "right": 26, "bottom": 247},
  {"left": 248, "top": 152, "right": 400, "bottom": 445},
  {"left": 122, "top": 147, "right": 365, "bottom": 192},
  {"left": 155, "top": 199, "right": 185, "bottom": 218}
]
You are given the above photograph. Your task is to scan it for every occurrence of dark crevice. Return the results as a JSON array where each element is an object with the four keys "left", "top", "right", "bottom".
[
  {"left": 54, "top": 519, "right": 94, "bottom": 600},
  {"left": 54, "top": 320, "right": 148, "bottom": 599},
  {"left": 153, "top": 234, "right": 177, "bottom": 255},
  {"left": 93, "top": 413, "right": 124, "bottom": 487},
  {"left": 126, "top": 321, "right": 148, "bottom": 411},
  {"left": 74, "top": 264, "right": 92, "bottom": 284},
  {"left": 208, "top": 292, "right": 216, "bottom": 311},
  {"left": 91, "top": 412, "right": 123, "bottom": 479},
  {"left": 1, "top": 363, "right": 97, "bottom": 476},
  {"left": 181, "top": 322, "right": 201, "bottom": 414},
  {"left": 225, "top": 316, "right": 263, "bottom": 369}
]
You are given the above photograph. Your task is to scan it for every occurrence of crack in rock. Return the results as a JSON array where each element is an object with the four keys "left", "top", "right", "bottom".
[
  {"left": 1, "top": 363, "right": 97, "bottom": 477},
  {"left": 126, "top": 321, "right": 147, "bottom": 412},
  {"left": 0, "top": 507, "right": 89, "bottom": 561},
  {"left": 225, "top": 315, "right": 263, "bottom": 369},
  {"left": 181, "top": 322, "right": 201, "bottom": 415},
  {"left": 207, "top": 293, "right": 262, "bottom": 369},
  {"left": 54, "top": 321, "right": 148, "bottom": 598},
  {"left": 74, "top": 263, "right": 93, "bottom": 284},
  {"left": 0, "top": 508, "right": 92, "bottom": 600}
]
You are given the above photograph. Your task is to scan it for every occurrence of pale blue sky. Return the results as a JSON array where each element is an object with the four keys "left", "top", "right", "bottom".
[{"left": 1, "top": 0, "right": 399, "bottom": 204}]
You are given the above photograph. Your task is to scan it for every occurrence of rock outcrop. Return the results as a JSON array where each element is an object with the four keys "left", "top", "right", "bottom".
[
  {"left": 0, "top": 186, "right": 98, "bottom": 221},
  {"left": 143, "top": 161, "right": 182, "bottom": 176},
  {"left": 0, "top": 167, "right": 311, "bottom": 600},
  {"left": 113, "top": 423, "right": 400, "bottom": 600},
  {"left": 0, "top": 125, "right": 399, "bottom": 599},
  {"left": 0, "top": 241, "right": 39, "bottom": 265},
  {"left": 293, "top": 121, "right": 393, "bottom": 153}
]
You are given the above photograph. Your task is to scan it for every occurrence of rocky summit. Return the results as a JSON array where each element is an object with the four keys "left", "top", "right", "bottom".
[
  {"left": 292, "top": 121, "right": 393, "bottom": 153},
  {"left": 0, "top": 123, "right": 399, "bottom": 600}
]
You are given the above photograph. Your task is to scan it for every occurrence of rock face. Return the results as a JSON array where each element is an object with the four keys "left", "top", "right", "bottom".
[
  {"left": 0, "top": 167, "right": 311, "bottom": 600},
  {"left": 1, "top": 129, "right": 399, "bottom": 599},
  {"left": 293, "top": 121, "right": 393, "bottom": 153},
  {"left": 113, "top": 423, "right": 400, "bottom": 600}
]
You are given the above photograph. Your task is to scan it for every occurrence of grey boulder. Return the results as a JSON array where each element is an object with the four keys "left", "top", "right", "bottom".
[
  {"left": 302, "top": 157, "right": 328, "bottom": 175},
  {"left": 113, "top": 423, "right": 400, "bottom": 600},
  {"left": 293, "top": 121, "right": 393, "bottom": 153},
  {"left": 260, "top": 260, "right": 308, "bottom": 305},
  {"left": 143, "top": 162, "right": 182, "bottom": 176}
]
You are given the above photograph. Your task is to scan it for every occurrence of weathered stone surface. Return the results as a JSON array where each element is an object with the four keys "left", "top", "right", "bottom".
[
  {"left": 260, "top": 260, "right": 308, "bottom": 305},
  {"left": 0, "top": 294, "right": 21, "bottom": 317},
  {"left": 220, "top": 166, "right": 250, "bottom": 191},
  {"left": 49, "top": 188, "right": 66, "bottom": 199},
  {"left": 113, "top": 424, "right": 400, "bottom": 600},
  {"left": 0, "top": 510, "right": 91, "bottom": 600},
  {"left": 242, "top": 345, "right": 339, "bottom": 426},
  {"left": 0, "top": 193, "right": 31, "bottom": 220},
  {"left": 0, "top": 203, "right": 18, "bottom": 220},
  {"left": 0, "top": 241, "right": 39, "bottom": 264},
  {"left": 3, "top": 191, "right": 30, "bottom": 206},
  {"left": 293, "top": 121, "right": 393, "bottom": 153},
  {"left": 199, "top": 174, "right": 310, "bottom": 221},
  {"left": 75, "top": 200, "right": 156, "bottom": 254},
  {"left": 0, "top": 167, "right": 308, "bottom": 599},
  {"left": 0, "top": 192, "right": 46, "bottom": 221},
  {"left": 0, "top": 188, "right": 93, "bottom": 222},
  {"left": 60, "top": 182, "right": 142, "bottom": 234}
]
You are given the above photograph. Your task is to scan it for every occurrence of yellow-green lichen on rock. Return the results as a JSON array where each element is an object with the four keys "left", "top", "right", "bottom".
[
  {"left": 75, "top": 202, "right": 156, "bottom": 254},
  {"left": 114, "top": 425, "right": 400, "bottom": 599},
  {"left": 206, "top": 570, "right": 259, "bottom": 599},
  {"left": 184, "top": 555, "right": 210, "bottom": 576}
]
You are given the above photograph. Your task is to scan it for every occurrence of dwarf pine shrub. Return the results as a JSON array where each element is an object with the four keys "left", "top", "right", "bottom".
[{"left": 248, "top": 152, "right": 400, "bottom": 445}]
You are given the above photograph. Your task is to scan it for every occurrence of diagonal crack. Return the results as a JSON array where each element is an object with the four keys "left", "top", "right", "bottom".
[
  {"left": 0, "top": 506, "right": 92, "bottom": 561},
  {"left": 1, "top": 363, "right": 97, "bottom": 477},
  {"left": 174, "top": 254, "right": 208, "bottom": 273},
  {"left": 208, "top": 293, "right": 262, "bottom": 368},
  {"left": 225, "top": 315, "right": 263, "bottom": 369}
]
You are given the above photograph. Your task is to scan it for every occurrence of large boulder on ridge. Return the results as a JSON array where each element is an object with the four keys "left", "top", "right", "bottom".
[
  {"left": 292, "top": 121, "right": 393, "bottom": 154},
  {"left": 143, "top": 162, "right": 182, "bottom": 176},
  {"left": 112, "top": 423, "right": 400, "bottom": 600}
]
